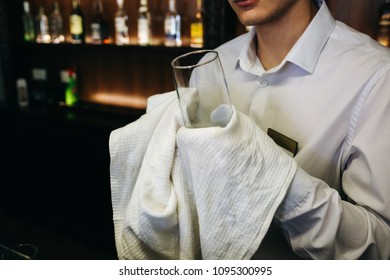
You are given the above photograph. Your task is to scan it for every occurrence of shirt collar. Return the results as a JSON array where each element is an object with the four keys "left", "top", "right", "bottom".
[
  {"left": 237, "top": 29, "right": 259, "bottom": 74},
  {"left": 238, "top": 2, "right": 336, "bottom": 75}
]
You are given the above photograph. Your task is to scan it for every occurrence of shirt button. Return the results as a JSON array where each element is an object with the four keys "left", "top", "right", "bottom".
[{"left": 259, "top": 80, "right": 269, "bottom": 87}]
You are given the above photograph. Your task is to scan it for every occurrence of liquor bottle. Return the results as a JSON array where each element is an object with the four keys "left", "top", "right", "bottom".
[
  {"left": 49, "top": 2, "right": 65, "bottom": 44},
  {"left": 16, "top": 79, "right": 29, "bottom": 107},
  {"left": 115, "top": 0, "right": 130, "bottom": 45},
  {"left": 377, "top": 0, "right": 390, "bottom": 47},
  {"left": 70, "top": 0, "right": 85, "bottom": 44},
  {"left": 164, "top": 0, "right": 181, "bottom": 47},
  {"left": 22, "top": 1, "right": 35, "bottom": 42},
  {"left": 65, "top": 69, "right": 79, "bottom": 106},
  {"left": 190, "top": 0, "right": 203, "bottom": 48},
  {"left": 35, "top": 6, "right": 51, "bottom": 43},
  {"left": 91, "top": 0, "right": 109, "bottom": 44},
  {"left": 137, "top": 0, "right": 151, "bottom": 46}
]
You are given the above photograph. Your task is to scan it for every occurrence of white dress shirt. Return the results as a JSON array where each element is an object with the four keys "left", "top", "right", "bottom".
[{"left": 216, "top": 2, "right": 390, "bottom": 259}]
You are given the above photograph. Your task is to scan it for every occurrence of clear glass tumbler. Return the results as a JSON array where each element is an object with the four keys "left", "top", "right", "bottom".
[{"left": 171, "top": 50, "right": 231, "bottom": 128}]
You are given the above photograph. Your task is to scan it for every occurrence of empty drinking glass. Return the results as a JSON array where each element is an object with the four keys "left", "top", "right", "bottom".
[{"left": 171, "top": 50, "right": 232, "bottom": 128}]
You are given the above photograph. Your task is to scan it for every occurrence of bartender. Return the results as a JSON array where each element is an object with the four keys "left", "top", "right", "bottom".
[{"left": 110, "top": 0, "right": 390, "bottom": 259}]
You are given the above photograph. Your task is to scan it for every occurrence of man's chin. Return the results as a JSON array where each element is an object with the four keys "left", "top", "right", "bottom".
[
  {"left": 236, "top": 11, "right": 270, "bottom": 27},
  {"left": 237, "top": 16, "right": 259, "bottom": 27}
]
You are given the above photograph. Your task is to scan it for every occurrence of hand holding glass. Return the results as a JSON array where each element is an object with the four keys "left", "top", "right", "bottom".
[{"left": 171, "top": 50, "right": 232, "bottom": 128}]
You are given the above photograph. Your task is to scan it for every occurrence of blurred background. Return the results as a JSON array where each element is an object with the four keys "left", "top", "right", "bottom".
[{"left": 0, "top": 0, "right": 388, "bottom": 260}]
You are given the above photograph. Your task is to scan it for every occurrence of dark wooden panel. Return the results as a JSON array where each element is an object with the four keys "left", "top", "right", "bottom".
[
  {"left": 17, "top": 44, "right": 191, "bottom": 107},
  {"left": 326, "top": 0, "right": 382, "bottom": 39}
]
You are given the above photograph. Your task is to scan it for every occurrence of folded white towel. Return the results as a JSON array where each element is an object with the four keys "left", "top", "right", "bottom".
[
  {"left": 110, "top": 91, "right": 200, "bottom": 259},
  {"left": 109, "top": 92, "right": 297, "bottom": 259},
  {"left": 177, "top": 105, "right": 297, "bottom": 259}
]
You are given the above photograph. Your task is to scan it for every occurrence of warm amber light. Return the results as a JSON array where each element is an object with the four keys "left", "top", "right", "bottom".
[
  {"left": 378, "top": 38, "right": 390, "bottom": 47},
  {"left": 91, "top": 93, "right": 147, "bottom": 109}
]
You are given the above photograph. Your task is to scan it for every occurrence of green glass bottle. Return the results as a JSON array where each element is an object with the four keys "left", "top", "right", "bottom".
[
  {"left": 70, "top": 0, "right": 85, "bottom": 44},
  {"left": 22, "top": 1, "right": 35, "bottom": 42},
  {"left": 65, "top": 69, "right": 79, "bottom": 106}
]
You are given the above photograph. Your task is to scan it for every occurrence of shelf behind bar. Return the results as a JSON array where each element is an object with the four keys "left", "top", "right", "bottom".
[{"left": 14, "top": 41, "right": 199, "bottom": 54}]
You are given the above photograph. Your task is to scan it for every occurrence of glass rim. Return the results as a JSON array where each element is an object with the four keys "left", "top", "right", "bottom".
[
  {"left": 171, "top": 49, "right": 219, "bottom": 70},
  {"left": 1, "top": 243, "right": 38, "bottom": 260}
]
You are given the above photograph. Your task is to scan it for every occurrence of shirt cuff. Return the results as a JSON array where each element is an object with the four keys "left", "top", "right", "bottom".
[{"left": 275, "top": 167, "right": 313, "bottom": 222}]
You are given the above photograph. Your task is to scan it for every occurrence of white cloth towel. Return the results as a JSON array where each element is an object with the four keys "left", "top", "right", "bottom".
[{"left": 109, "top": 91, "right": 297, "bottom": 259}]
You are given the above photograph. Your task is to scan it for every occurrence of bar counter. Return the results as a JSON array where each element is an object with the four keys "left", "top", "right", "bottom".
[{"left": 0, "top": 101, "right": 145, "bottom": 259}]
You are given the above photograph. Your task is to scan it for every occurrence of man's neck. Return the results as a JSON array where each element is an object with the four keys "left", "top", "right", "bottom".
[{"left": 255, "top": 1, "right": 317, "bottom": 70}]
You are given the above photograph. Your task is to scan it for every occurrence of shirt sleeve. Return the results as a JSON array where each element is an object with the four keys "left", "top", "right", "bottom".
[{"left": 274, "top": 68, "right": 390, "bottom": 260}]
